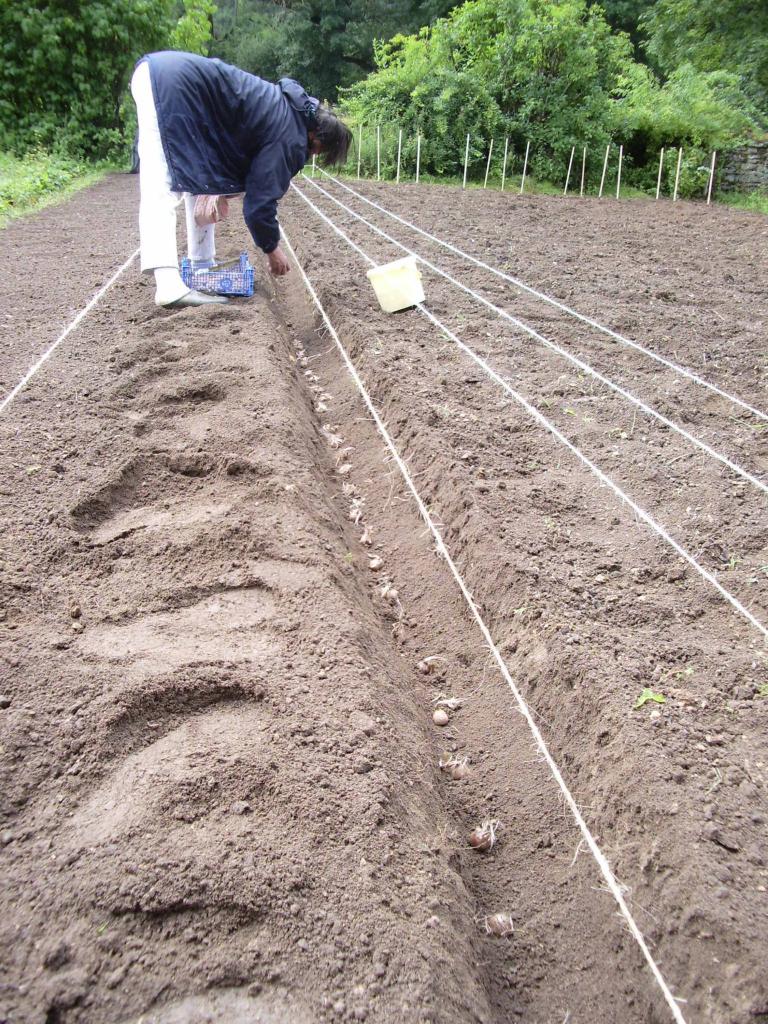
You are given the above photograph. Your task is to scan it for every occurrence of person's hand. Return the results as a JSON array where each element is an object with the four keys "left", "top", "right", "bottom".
[{"left": 267, "top": 245, "right": 291, "bottom": 276}]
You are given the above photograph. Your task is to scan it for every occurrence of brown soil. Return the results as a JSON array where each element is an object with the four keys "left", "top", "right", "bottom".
[{"left": 1, "top": 173, "right": 766, "bottom": 1024}]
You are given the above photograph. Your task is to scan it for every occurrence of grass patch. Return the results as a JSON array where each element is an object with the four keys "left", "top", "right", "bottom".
[
  {"left": 305, "top": 162, "right": 766, "bottom": 211},
  {"left": 0, "top": 151, "right": 115, "bottom": 226},
  {"left": 714, "top": 189, "right": 768, "bottom": 215},
  {"left": 309, "top": 167, "right": 563, "bottom": 194},
  {"left": 306, "top": 166, "right": 694, "bottom": 201}
]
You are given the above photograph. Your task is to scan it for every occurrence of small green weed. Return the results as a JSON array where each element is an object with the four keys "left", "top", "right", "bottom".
[
  {"left": 634, "top": 688, "right": 666, "bottom": 709},
  {"left": 670, "top": 665, "right": 695, "bottom": 680}
]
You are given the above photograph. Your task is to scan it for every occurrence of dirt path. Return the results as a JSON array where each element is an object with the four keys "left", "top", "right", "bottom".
[{"left": 0, "top": 173, "right": 766, "bottom": 1024}]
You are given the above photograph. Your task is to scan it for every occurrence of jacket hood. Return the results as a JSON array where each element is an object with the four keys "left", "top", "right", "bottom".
[{"left": 278, "top": 78, "right": 319, "bottom": 128}]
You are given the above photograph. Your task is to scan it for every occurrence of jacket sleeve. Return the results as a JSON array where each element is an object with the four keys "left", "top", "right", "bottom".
[{"left": 242, "top": 140, "right": 303, "bottom": 253}]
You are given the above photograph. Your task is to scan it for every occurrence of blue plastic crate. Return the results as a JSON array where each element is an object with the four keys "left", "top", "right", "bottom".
[{"left": 180, "top": 252, "right": 254, "bottom": 296}]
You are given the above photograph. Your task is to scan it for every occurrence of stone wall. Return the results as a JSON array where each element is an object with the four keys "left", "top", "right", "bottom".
[{"left": 719, "top": 142, "right": 768, "bottom": 193}]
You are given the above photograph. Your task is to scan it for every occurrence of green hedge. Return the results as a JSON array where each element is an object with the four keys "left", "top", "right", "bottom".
[
  {"left": 0, "top": 1, "right": 174, "bottom": 160},
  {"left": 340, "top": 0, "right": 764, "bottom": 194}
]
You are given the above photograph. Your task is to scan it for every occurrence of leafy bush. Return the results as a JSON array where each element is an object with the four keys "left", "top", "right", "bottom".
[
  {"left": 641, "top": 0, "right": 768, "bottom": 114},
  {"left": 644, "top": 144, "right": 709, "bottom": 199},
  {"left": 340, "top": 0, "right": 764, "bottom": 190},
  {"left": 170, "top": 0, "right": 218, "bottom": 55},
  {"left": 485, "top": 0, "right": 632, "bottom": 181},
  {"left": 343, "top": 0, "right": 633, "bottom": 184},
  {"left": 615, "top": 62, "right": 761, "bottom": 156},
  {"left": 0, "top": 1, "right": 175, "bottom": 160},
  {"left": 342, "top": 29, "right": 505, "bottom": 179}
]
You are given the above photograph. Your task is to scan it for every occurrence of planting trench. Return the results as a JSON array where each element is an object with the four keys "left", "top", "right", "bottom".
[
  {"left": 0, "top": 173, "right": 766, "bottom": 1024},
  {"left": 281, "top": 179, "right": 768, "bottom": 1023}
]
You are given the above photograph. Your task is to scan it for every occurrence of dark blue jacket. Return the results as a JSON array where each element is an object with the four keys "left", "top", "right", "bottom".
[{"left": 143, "top": 51, "right": 317, "bottom": 253}]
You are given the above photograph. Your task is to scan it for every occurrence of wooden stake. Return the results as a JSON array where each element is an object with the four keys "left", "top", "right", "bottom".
[
  {"left": 376, "top": 124, "right": 381, "bottom": 181},
  {"left": 483, "top": 138, "right": 494, "bottom": 189},
  {"left": 580, "top": 146, "right": 586, "bottom": 196},
  {"left": 598, "top": 144, "right": 610, "bottom": 198},
  {"left": 520, "top": 140, "right": 530, "bottom": 194},
  {"left": 615, "top": 144, "right": 623, "bottom": 199},
  {"left": 416, "top": 133, "right": 421, "bottom": 183},
  {"left": 357, "top": 124, "right": 362, "bottom": 180},
  {"left": 656, "top": 147, "right": 664, "bottom": 200},
  {"left": 673, "top": 146, "right": 683, "bottom": 202},
  {"left": 563, "top": 145, "right": 575, "bottom": 195},
  {"left": 396, "top": 128, "right": 402, "bottom": 184},
  {"left": 501, "top": 137, "right": 509, "bottom": 192},
  {"left": 707, "top": 150, "right": 717, "bottom": 205},
  {"left": 311, "top": 154, "right": 316, "bottom": 178},
  {"left": 462, "top": 133, "right": 470, "bottom": 189}
]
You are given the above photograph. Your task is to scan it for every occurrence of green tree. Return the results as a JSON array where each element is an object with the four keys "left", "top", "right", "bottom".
[
  {"left": 341, "top": 0, "right": 762, "bottom": 188},
  {"left": 344, "top": 0, "right": 636, "bottom": 182},
  {"left": 170, "top": 0, "right": 217, "bottom": 55},
  {"left": 344, "top": 28, "right": 506, "bottom": 177},
  {"left": 590, "top": 0, "right": 654, "bottom": 51},
  {"left": 212, "top": 0, "right": 456, "bottom": 100},
  {"left": 0, "top": 0, "right": 175, "bottom": 158},
  {"left": 490, "top": 0, "right": 633, "bottom": 170},
  {"left": 613, "top": 60, "right": 761, "bottom": 193},
  {"left": 641, "top": 0, "right": 768, "bottom": 111}
]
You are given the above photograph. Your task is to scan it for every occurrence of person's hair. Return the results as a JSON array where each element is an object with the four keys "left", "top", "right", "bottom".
[{"left": 314, "top": 107, "right": 352, "bottom": 167}]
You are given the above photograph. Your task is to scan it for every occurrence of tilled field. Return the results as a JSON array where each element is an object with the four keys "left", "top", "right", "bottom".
[{"left": 1, "top": 173, "right": 766, "bottom": 1024}]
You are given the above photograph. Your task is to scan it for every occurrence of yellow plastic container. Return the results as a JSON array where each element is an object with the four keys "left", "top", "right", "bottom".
[{"left": 366, "top": 256, "right": 424, "bottom": 313}]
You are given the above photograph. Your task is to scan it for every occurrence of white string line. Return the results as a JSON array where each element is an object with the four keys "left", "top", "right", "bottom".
[
  {"left": 314, "top": 167, "right": 768, "bottom": 424},
  {"left": 300, "top": 176, "right": 767, "bottom": 497},
  {"left": 0, "top": 247, "right": 140, "bottom": 416},
  {"left": 280, "top": 224, "right": 689, "bottom": 1024},
  {"left": 290, "top": 181, "right": 768, "bottom": 642}
]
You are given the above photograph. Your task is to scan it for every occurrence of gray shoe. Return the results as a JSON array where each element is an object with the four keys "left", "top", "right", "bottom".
[{"left": 163, "top": 289, "right": 229, "bottom": 308}]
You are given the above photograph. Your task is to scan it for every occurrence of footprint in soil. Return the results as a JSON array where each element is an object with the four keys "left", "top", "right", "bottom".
[
  {"left": 112, "top": 986, "right": 313, "bottom": 1024},
  {"left": 157, "top": 378, "right": 226, "bottom": 405},
  {"left": 111, "top": 338, "right": 178, "bottom": 371},
  {"left": 98, "top": 673, "right": 255, "bottom": 759},
  {"left": 70, "top": 453, "right": 223, "bottom": 532},
  {"left": 88, "top": 498, "right": 231, "bottom": 546},
  {"left": 69, "top": 703, "right": 272, "bottom": 846},
  {"left": 70, "top": 455, "right": 149, "bottom": 529},
  {"left": 77, "top": 586, "right": 279, "bottom": 683},
  {"left": 108, "top": 363, "right": 175, "bottom": 400}
]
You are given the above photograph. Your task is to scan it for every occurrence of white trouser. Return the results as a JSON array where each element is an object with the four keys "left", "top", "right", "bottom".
[{"left": 130, "top": 61, "right": 216, "bottom": 302}]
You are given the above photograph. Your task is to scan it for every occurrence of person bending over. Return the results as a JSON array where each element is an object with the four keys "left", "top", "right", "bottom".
[{"left": 131, "top": 51, "right": 351, "bottom": 308}]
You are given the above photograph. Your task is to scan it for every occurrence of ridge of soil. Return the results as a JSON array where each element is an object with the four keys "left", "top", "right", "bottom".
[{"left": 0, "top": 173, "right": 766, "bottom": 1024}]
